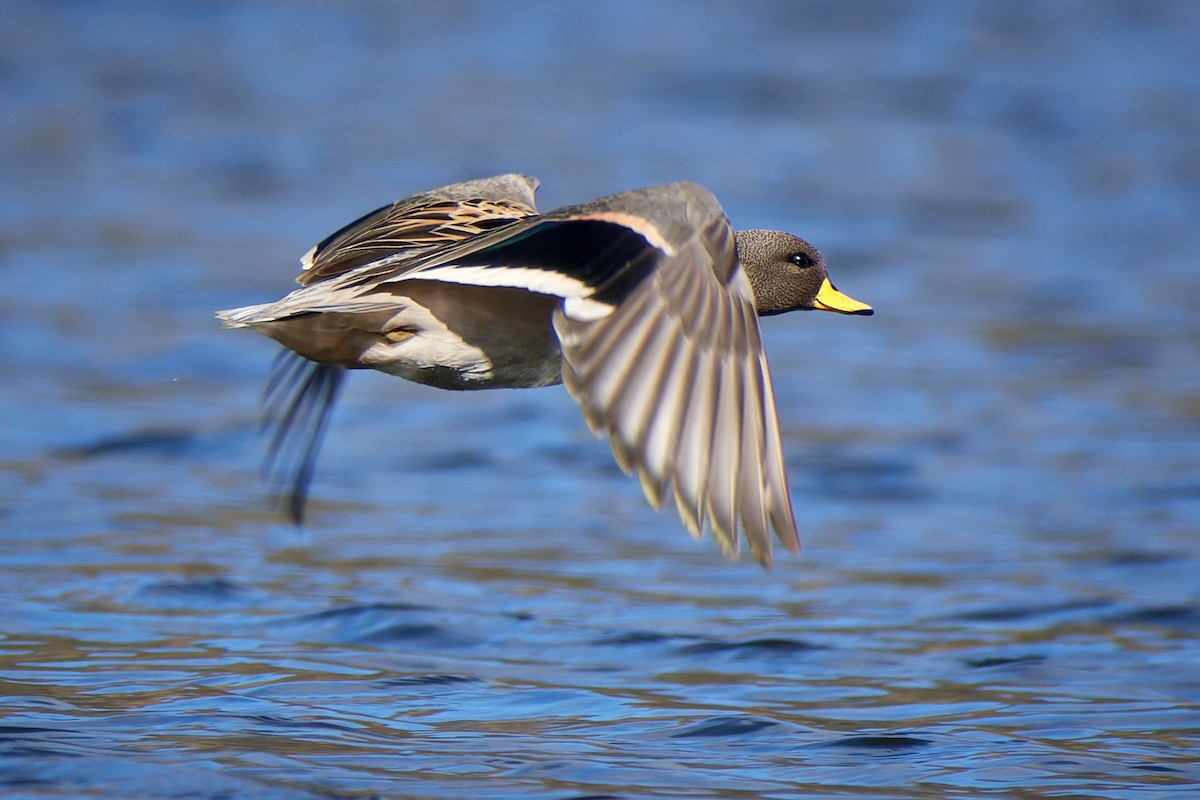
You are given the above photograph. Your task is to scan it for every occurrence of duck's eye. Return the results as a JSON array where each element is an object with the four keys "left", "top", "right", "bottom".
[{"left": 790, "top": 252, "right": 815, "bottom": 268}]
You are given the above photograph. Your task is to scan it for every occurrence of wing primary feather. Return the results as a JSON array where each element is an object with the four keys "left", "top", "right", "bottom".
[
  {"left": 735, "top": 305, "right": 772, "bottom": 563},
  {"left": 262, "top": 348, "right": 309, "bottom": 415},
  {"left": 704, "top": 349, "right": 741, "bottom": 557},
  {"left": 558, "top": 290, "right": 661, "bottom": 447},
  {"left": 261, "top": 352, "right": 346, "bottom": 524},
  {"left": 608, "top": 433, "right": 637, "bottom": 475},
  {"left": 759, "top": 351, "right": 800, "bottom": 553},
  {"left": 636, "top": 330, "right": 695, "bottom": 510},
  {"left": 560, "top": 360, "right": 604, "bottom": 434},
  {"left": 560, "top": 286, "right": 655, "bottom": 379},
  {"left": 608, "top": 317, "right": 677, "bottom": 506},
  {"left": 670, "top": 343, "right": 714, "bottom": 539}
]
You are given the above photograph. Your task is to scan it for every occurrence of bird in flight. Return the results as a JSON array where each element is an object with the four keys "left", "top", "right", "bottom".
[{"left": 218, "top": 174, "right": 872, "bottom": 564}]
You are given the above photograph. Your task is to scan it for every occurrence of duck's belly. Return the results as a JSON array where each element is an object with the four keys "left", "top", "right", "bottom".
[
  {"left": 361, "top": 281, "right": 565, "bottom": 391},
  {"left": 367, "top": 328, "right": 563, "bottom": 391}
]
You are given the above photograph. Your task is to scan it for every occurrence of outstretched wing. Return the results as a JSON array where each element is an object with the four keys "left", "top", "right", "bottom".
[
  {"left": 263, "top": 174, "right": 540, "bottom": 522},
  {"left": 548, "top": 184, "right": 798, "bottom": 563},
  {"left": 261, "top": 351, "right": 345, "bottom": 524}
]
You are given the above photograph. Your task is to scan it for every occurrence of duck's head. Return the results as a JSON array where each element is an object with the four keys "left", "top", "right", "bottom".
[{"left": 735, "top": 230, "right": 874, "bottom": 318}]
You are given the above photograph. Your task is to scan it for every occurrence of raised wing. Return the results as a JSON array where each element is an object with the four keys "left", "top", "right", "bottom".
[{"left": 297, "top": 173, "right": 539, "bottom": 286}]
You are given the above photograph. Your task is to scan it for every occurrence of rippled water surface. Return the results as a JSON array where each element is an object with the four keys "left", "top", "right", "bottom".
[{"left": 3, "top": 2, "right": 1199, "bottom": 798}]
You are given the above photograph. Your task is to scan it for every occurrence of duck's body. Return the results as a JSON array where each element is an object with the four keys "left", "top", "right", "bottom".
[
  {"left": 218, "top": 174, "right": 872, "bottom": 564},
  {"left": 231, "top": 281, "right": 563, "bottom": 390},
  {"left": 221, "top": 173, "right": 553, "bottom": 389}
]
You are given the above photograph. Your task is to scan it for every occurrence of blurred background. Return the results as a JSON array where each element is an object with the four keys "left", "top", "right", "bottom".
[{"left": 2, "top": 2, "right": 1198, "bottom": 798}]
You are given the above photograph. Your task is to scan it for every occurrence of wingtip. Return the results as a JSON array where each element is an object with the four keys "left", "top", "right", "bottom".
[
  {"left": 300, "top": 245, "right": 317, "bottom": 273},
  {"left": 713, "top": 530, "right": 739, "bottom": 561},
  {"left": 284, "top": 491, "right": 307, "bottom": 527},
  {"left": 673, "top": 490, "right": 704, "bottom": 540},
  {"left": 752, "top": 546, "right": 776, "bottom": 569},
  {"left": 769, "top": 504, "right": 800, "bottom": 555},
  {"left": 638, "top": 469, "right": 668, "bottom": 510},
  {"left": 706, "top": 507, "right": 739, "bottom": 561},
  {"left": 609, "top": 435, "right": 637, "bottom": 476}
]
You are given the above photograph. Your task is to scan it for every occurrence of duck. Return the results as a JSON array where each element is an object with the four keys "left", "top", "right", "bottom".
[{"left": 218, "top": 174, "right": 873, "bottom": 565}]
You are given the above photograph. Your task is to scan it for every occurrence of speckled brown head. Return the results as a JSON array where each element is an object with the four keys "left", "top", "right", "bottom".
[{"left": 734, "top": 230, "right": 873, "bottom": 318}]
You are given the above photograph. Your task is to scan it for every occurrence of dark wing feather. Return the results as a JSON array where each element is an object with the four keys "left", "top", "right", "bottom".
[
  {"left": 298, "top": 198, "right": 537, "bottom": 286},
  {"left": 261, "top": 351, "right": 346, "bottom": 524},
  {"left": 298, "top": 173, "right": 540, "bottom": 286}
]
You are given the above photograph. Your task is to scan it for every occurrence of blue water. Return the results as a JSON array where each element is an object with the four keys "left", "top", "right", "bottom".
[{"left": 2, "top": 1, "right": 1199, "bottom": 797}]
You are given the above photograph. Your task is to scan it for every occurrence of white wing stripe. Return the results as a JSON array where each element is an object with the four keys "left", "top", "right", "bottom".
[{"left": 404, "top": 264, "right": 595, "bottom": 300}]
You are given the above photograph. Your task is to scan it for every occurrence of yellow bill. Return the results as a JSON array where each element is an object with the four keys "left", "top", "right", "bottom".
[{"left": 813, "top": 278, "right": 873, "bottom": 315}]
